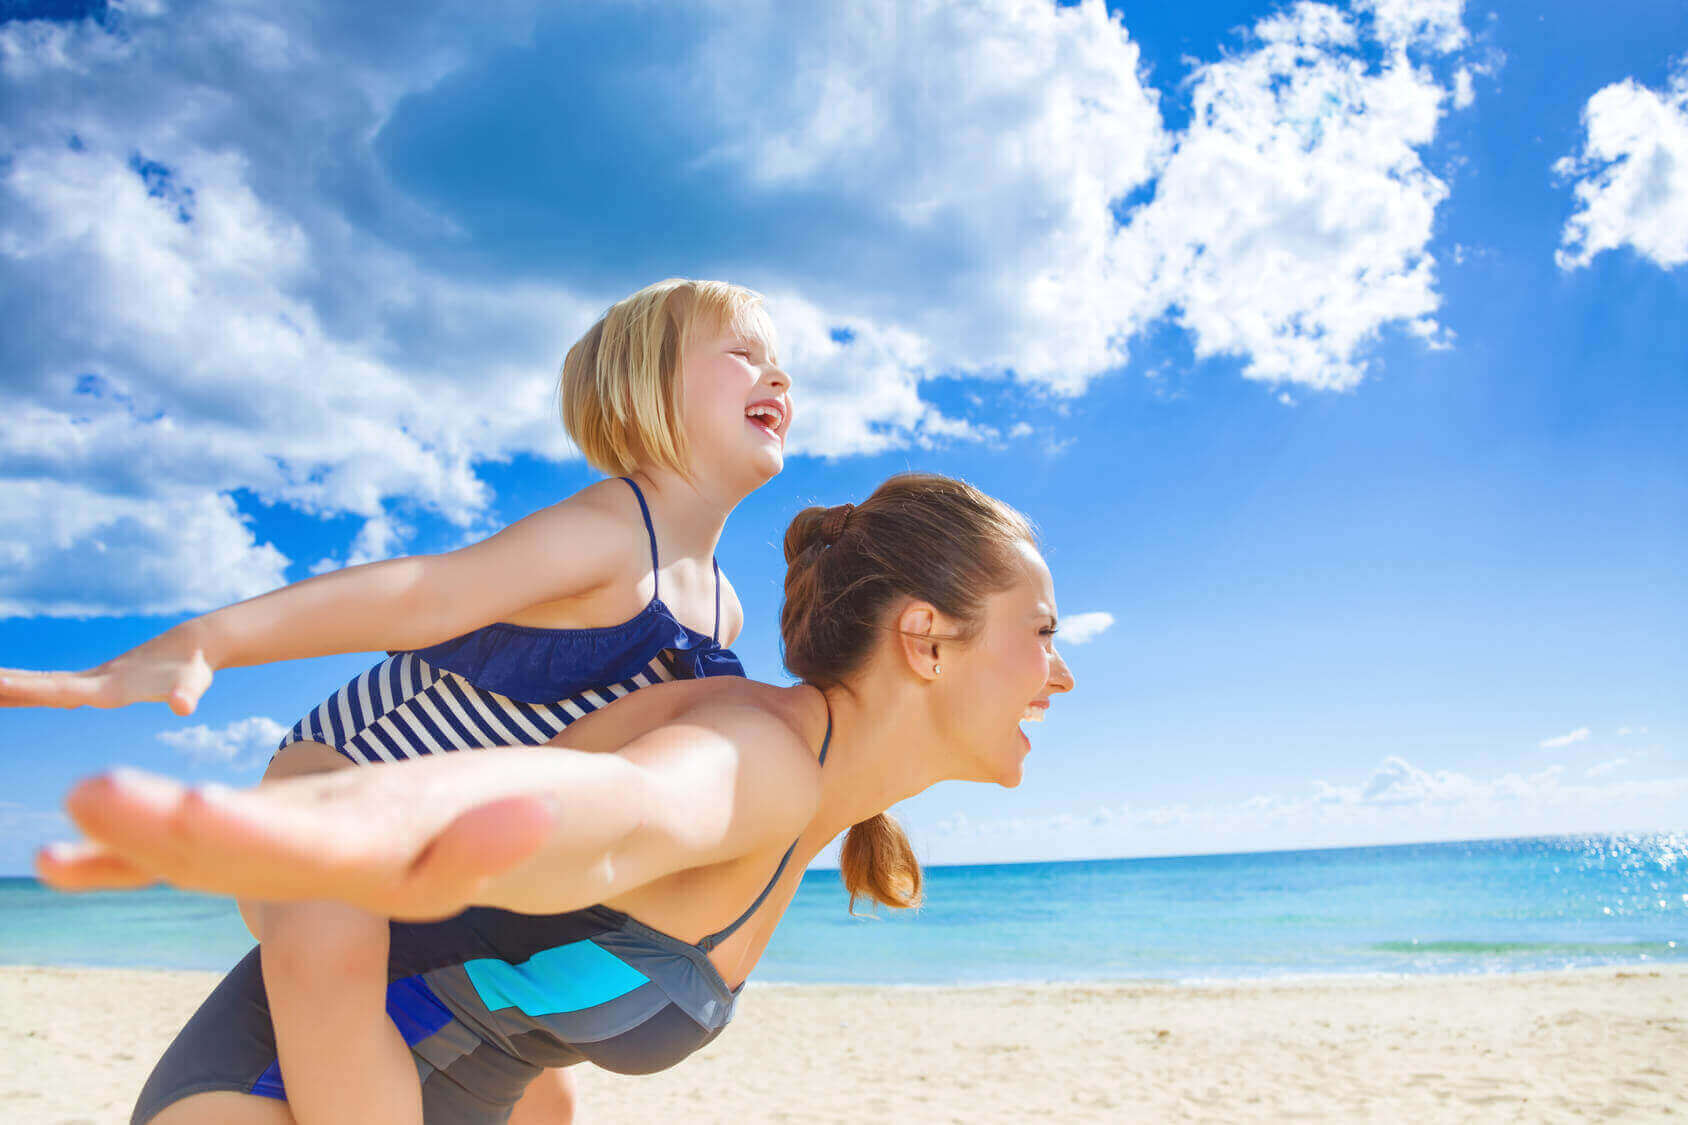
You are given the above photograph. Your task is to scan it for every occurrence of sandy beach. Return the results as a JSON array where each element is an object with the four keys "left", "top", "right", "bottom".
[{"left": 1, "top": 965, "right": 1682, "bottom": 1123}]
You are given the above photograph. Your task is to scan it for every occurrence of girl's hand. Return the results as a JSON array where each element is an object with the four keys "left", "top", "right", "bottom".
[{"left": 0, "top": 631, "right": 214, "bottom": 715}]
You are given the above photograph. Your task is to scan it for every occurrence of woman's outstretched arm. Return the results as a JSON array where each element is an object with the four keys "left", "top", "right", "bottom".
[{"left": 38, "top": 703, "right": 817, "bottom": 920}]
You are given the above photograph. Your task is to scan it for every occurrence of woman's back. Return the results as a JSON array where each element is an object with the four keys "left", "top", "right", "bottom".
[{"left": 515, "top": 674, "right": 828, "bottom": 988}]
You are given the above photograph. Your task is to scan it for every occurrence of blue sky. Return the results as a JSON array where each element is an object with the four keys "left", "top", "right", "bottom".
[{"left": 1, "top": 0, "right": 1683, "bottom": 874}]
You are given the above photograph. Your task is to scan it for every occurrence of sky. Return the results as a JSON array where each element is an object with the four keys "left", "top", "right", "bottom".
[{"left": 0, "top": 0, "right": 1683, "bottom": 875}]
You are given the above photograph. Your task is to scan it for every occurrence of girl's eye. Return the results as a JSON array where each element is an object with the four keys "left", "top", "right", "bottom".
[{"left": 1039, "top": 627, "right": 1058, "bottom": 637}]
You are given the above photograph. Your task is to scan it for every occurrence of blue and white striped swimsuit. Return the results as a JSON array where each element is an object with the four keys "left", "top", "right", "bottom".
[{"left": 277, "top": 477, "right": 745, "bottom": 764}]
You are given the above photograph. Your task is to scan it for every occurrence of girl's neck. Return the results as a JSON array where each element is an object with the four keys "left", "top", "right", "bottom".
[{"left": 625, "top": 466, "right": 743, "bottom": 559}]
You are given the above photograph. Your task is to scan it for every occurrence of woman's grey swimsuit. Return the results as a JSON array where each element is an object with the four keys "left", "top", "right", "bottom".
[{"left": 133, "top": 715, "right": 827, "bottom": 1124}]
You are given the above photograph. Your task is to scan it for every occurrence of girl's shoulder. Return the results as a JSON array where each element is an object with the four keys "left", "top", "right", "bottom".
[
  {"left": 513, "top": 478, "right": 651, "bottom": 574},
  {"left": 714, "top": 567, "right": 746, "bottom": 646},
  {"left": 667, "top": 685, "right": 823, "bottom": 836}
]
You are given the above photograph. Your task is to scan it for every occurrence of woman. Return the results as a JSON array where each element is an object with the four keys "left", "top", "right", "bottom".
[{"left": 41, "top": 473, "right": 1076, "bottom": 1125}]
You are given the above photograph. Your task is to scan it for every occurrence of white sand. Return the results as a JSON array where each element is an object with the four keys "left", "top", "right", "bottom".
[{"left": 1, "top": 965, "right": 1683, "bottom": 1123}]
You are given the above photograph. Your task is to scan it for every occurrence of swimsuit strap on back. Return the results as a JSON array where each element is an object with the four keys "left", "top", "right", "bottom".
[
  {"left": 712, "top": 557, "right": 723, "bottom": 641},
  {"left": 695, "top": 703, "right": 832, "bottom": 953},
  {"left": 620, "top": 477, "right": 662, "bottom": 601}
]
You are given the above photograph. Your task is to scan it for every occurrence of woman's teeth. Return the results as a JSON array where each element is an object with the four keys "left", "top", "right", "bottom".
[{"left": 1020, "top": 706, "right": 1046, "bottom": 723}]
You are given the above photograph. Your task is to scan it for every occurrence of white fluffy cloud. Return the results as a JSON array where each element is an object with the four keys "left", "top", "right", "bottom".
[
  {"left": 2, "top": 0, "right": 1480, "bottom": 616},
  {"left": 1539, "top": 726, "right": 1592, "bottom": 749},
  {"left": 1058, "top": 611, "right": 1115, "bottom": 644},
  {"left": 1114, "top": 0, "right": 1459, "bottom": 388},
  {"left": 155, "top": 716, "right": 290, "bottom": 767},
  {"left": 1556, "top": 56, "right": 1688, "bottom": 271},
  {"left": 0, "top": 480, "right": 288, "bottom": 618}
]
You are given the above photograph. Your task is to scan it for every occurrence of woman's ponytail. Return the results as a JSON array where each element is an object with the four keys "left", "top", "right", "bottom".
[{"left": 840, "top": 812, "right": 922, "bottom": 911}]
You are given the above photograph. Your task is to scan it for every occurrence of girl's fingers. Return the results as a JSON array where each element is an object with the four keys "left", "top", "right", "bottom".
[
  {"left": 167, "top": 686, "right": 199, "bottom": 716},
  {"left": 0, "top": 670, "right": 107, "bottom": 709}
]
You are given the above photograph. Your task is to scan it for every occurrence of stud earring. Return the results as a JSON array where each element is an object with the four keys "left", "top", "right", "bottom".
[{"left": 933, "top": 664, "right": 942, "bottom": 675}]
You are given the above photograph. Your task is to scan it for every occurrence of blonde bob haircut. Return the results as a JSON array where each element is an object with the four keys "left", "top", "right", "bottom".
[{"left": 560, "top": 278, "right": 774, "bottom": 478}]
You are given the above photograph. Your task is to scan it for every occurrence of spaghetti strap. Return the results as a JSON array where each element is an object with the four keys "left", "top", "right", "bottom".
[
  {"left": 697, "top": 703, "right": 832, "bottom": 953},
  {"left": 620, "top": 477, "right": 661, "bottom": 601},
  {"left": 711, "top": 558, "right": 723, "bottom": 641}
]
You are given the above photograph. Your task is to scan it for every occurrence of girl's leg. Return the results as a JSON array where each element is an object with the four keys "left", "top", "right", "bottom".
[
  {"left": 148, "top": 1091, "right": 295, "bottom": 1125},
  {"left": 509, "top": 1068, "right": 578, "bottom": 1125},
  {"left": 246, "top": 743, "right": 423, "bottom": 1125}
]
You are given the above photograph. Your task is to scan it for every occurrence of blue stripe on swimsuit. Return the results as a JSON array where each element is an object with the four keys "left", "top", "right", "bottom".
[{"left": 277, "top": 477, "right": 745, "bottom": 765}]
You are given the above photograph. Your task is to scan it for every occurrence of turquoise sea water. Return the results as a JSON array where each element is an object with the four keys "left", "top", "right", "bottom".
[{"left": 2, "top": 834, "right": 1683, "bottom": 984}]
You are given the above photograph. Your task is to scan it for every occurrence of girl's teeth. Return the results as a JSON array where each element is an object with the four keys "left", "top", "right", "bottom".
[{"left": 1020, "top": 708, "right": 1045, "bottom": 723}]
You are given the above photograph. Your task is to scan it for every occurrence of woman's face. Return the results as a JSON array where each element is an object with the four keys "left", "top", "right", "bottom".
[
  {"left": 679, "top": 314, "right": 792, "bottom": 493},
  {"left": 939, "top": 540, "right": 1076, "bottom": 787}
]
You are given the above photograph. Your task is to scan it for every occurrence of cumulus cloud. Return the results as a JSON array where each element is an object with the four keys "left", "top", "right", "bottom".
[
  {"left": 1539, "top": 727, "right": 1591, "bottom": 749},
  {"left": 156, "top": 716, "right": 290, "bottom": 766},
  {"left": 1115, "top": 0, "right": 1461, "bottom": 388},
  {"left": 1058, "top": 611, "right": 1115, "bottom": 645},
  {"left": 936, "top": 754, "right": 1688, "bottom": 843},
  {"left": 0, "top": 480, "right": 289, "bottom": 618},
  {"left": 2, "top": 0, "right": 1481, "bottom": 617},
  {"left": 1556, "top": 56, "right": 1688, "bottom": 271}
]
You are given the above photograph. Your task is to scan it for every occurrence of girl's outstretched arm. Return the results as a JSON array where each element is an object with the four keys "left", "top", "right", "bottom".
[
  {"left": 39, "top": 704, "right": 818, "bottom": 919},
  {"left": 0, "top": 487, "right": 638, "bottom": 715}
]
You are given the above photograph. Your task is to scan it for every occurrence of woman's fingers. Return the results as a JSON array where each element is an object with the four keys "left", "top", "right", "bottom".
[
  {"left": 34, "top": 840, "right": 159, "bottom": 891},
  {"left": 61, "top": 770, "right": 350, "bottom": 902},
  {"left": 394, "top": 796, "right": 555, "bottom": 920},
  {"left": 49, "top": 758, "right": 558, "bottom": 917}
]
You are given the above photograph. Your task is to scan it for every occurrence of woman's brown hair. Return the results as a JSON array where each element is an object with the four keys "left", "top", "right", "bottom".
[{"left": 780, "top": 473, "right": 1037, "bottom": 910}]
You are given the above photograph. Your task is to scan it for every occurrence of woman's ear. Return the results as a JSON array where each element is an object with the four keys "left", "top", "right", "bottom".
[{"left": 895, "top": 601, "right": 944, "bottom": 682}]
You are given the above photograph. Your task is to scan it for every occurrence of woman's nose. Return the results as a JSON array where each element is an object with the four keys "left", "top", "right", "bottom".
[{"left": 1048, "top": 649, "right": 1075, "bottom": 694}]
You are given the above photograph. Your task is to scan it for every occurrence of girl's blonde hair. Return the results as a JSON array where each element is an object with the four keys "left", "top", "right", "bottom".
[
  {"left": 780, "top": 473, "right": 1039, "bottom": 911},
  {"left": 560, "top": 279, "right": 774, "bottom": 477}
]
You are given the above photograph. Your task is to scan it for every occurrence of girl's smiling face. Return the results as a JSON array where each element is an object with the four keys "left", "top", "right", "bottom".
[{"left": 679, "top": 313, "right": 792, "bottom": 493}]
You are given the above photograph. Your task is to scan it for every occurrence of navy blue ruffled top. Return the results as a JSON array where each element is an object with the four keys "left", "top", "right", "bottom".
[{"left": 405, "top": 479, "right": 744, "bottom": 703}]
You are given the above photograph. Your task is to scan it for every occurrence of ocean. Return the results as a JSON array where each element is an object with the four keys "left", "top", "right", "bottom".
[{"left": 2, "top": 834, "right": 1683, "bottom": 985}]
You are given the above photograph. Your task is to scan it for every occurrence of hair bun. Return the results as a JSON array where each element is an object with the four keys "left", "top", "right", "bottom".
[{"left": 819, "top": 503, "right": 854, "bottom": 545}]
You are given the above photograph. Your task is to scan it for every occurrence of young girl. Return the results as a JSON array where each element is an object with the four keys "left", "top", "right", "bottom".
[{"left": 2, "top": 277, "right": 793, "bottom": 1125}]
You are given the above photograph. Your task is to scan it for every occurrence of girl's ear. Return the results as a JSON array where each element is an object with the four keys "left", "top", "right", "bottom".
[{"left": 894, "top": 601, "right": 944, "bottom": 682}]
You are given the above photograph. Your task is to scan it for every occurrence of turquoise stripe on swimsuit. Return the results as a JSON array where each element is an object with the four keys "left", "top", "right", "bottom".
[{"left": 463, "top": 940, "right": 652, "bottom": 1017}]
